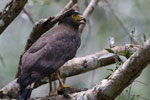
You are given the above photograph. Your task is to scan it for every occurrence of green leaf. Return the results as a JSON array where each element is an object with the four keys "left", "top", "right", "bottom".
[
  {"left": 105, "top": 48, "right": 115, "bottom": 53},
  {"left": 107, "top": 68, "right": 114, "bottom": 72},
  {"left": 130, "top": 28, "right": 135, "bottom": 36},
  {"left": 119, "top": 50, "right": 127, "bottom": 55},
  {"left": 129, "top": 44, "right": 134, "bottom": 48},
  {"left": 119, "top": 50, "right": 133, "bottom": 58},
  {"left": 126, "top": 51, "right": 133, "bottom": 58},
  {"left": 143, "top": 33, "right": 146, "bottom": 42}
]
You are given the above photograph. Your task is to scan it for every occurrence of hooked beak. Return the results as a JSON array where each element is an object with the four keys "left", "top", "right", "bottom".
[{"left": 79, "top": 15, "right": 86, "bottom": 24}]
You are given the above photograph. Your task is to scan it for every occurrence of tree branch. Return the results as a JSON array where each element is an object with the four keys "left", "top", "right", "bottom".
[
  {"left": 79, "top": 0, "right": 99, "bottom": 33},
  {"left": 0, "top": 0, "right": 27, "bottom": 34},
  {"left": 96, "top": 40, "right": 150, "bottom": 99},
  {"left": 0, "top": 45, "right": 140, "bottom": 99}
]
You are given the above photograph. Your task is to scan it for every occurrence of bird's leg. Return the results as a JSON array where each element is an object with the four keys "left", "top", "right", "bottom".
[
  {"left": 56, "top": 71, "right": 70, "bottom": 92},
  {"left": 48, "top": 75, "right": 54, "bottom": 96}
]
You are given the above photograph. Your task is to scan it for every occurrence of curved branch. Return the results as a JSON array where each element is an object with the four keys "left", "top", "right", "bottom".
[
  {"left": 97, "top": 40, "right": 150, "bottom": 99},
  {"left": 0, "top": 0, "right": 27, "bottom": 34},
  {"left": 0, "top": 45, "right": 140, "bottom": 99}
]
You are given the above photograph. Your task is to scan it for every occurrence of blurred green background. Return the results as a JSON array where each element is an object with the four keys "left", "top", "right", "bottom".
[{"left": 0, "top": 0, "right": 150, "bottom": 99}]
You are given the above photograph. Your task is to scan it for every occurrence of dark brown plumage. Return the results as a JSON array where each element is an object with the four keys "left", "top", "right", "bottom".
[{"left": 17, "top": 10, "right": 86, "bottom": 100}]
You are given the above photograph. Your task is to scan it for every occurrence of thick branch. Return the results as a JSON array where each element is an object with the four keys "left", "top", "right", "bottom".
[
  {"left": 0, "top": 0, "right": 27, "bottom": 34},
  {"left": 0, "top": 45, "right": 140, "bottom": 99},
  {"left": 96, "top": 40, "right": 150, "bottom": 99}
]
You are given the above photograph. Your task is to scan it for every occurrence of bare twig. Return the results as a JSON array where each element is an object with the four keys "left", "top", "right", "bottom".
[
  {"left": 126, "top": 84, "right": 132, "bottom": 100},
  {"left": 0, "top": 0, "right": 27, "bottom": 34},
  {"left": 134, "top": 80, "right": 147, "bottom": 86},
  {"left": 104, "top": 0, "right": 139, "bottom": 45},
  {"left": 23, "top": 8, "right": 34, "bottom": 24}
]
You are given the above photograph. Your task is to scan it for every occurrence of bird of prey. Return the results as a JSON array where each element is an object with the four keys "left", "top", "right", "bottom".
[{"left": 17, "top": 9, "right": 86, "bottom": 100}]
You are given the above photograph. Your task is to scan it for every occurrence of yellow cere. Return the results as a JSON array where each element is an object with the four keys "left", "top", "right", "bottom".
[{"left": 71, "top": 14, "right": 82, "bottom": 22}]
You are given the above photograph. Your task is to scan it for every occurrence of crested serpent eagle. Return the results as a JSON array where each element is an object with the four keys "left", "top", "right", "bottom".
[{"left": 17, "top": 10, "right": 86, "bottom": 100}]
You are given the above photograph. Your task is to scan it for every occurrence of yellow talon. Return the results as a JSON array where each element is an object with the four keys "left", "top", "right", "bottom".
[
  {"left": 49, "top": 91, "right": 54, "bottom": 96},
  {"left": 57, "top": 85, "right": 70, "bottom": 91}
]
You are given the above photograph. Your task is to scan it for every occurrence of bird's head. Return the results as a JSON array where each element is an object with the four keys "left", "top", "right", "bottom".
[{"left": 59, "top": 10, "right": 86, "bottom": 27}]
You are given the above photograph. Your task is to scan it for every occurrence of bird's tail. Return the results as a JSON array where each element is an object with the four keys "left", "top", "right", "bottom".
[
  {"left": 17, "top": 83, "right": 34, "bottom": 100},
  {"left": 17, "top": 73, "right": 40, "bottom": 100}
]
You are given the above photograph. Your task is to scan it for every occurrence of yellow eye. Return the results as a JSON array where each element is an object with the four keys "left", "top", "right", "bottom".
[{"left": 71, "top": 14, "right": 81, "bottom": 21}]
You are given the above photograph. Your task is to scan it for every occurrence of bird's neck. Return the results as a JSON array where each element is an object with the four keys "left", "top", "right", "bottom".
[
  {"left": 59, "top": 22, "right": 79, "bottom": 30},
  {"left": 59, "top": 23, "right": 80, "bottom": 37}
]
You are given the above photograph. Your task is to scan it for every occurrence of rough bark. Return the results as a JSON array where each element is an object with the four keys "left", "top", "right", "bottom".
[{"left": 0, "top": 0, "right": 27, "bottom": 34}]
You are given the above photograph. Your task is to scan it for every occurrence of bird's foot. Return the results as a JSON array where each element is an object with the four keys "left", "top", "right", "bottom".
[
  {"left": 49, "top": 91, "right": 56, "bottom": 96},
  {"left": 57, "top": 84, "right": 70, "bottom": 92},
  {"left": 57, "top": 87, "right": 88, "bottom": 99}
]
